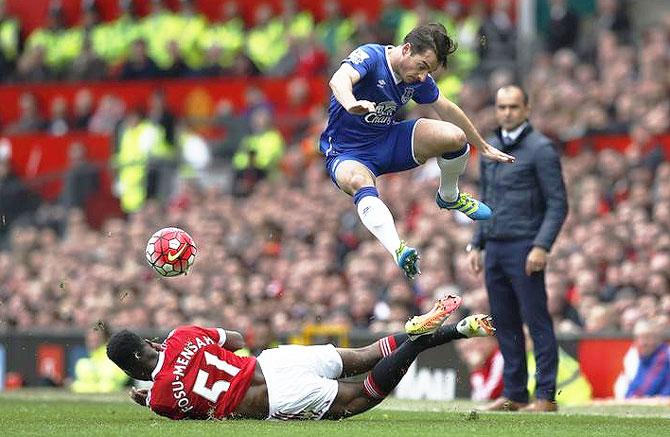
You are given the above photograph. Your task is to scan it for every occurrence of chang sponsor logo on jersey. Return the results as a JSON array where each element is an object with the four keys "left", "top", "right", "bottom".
[{"left": 364, "top": 100, "right": 397, "bottom": 125}]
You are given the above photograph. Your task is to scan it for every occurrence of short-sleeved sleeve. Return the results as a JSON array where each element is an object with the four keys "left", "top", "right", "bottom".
[
  {"left": 176, "top": 325, "right": 226, "bottom": 347},
  {"left": 412, "top": 75, "right": 440, "bottom": 104},
  {"left": 342, "top": 45, "right": 375, "bottom": 79},
  {"left": 198, "top": 326, "right": 227, "bottom": 346}
]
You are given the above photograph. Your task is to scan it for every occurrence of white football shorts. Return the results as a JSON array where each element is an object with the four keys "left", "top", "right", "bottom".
[{"left": 256, "top": 344, "right": 343, "bottom": 420}]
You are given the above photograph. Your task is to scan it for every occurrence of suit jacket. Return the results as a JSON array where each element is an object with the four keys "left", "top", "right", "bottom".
[{"left": 471, "top": 124, "right": 568, "bottom": 250}]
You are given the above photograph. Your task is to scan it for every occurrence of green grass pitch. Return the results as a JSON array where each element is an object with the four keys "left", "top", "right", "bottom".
[{"left": 1, "top": 390, "right": 669, "bottom": 436}]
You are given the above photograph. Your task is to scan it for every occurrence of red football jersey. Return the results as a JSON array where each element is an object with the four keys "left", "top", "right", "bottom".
[{"left": 147, "top": 325, "right": 257, "bottom": 420}]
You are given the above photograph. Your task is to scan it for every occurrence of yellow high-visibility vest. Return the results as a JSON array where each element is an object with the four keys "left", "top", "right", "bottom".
[
  {"left": 0, "top": 18, "right": 19, "bottom": 60},
  {"left": 232, "top": 130, "right": 285, "bottom": 171}
]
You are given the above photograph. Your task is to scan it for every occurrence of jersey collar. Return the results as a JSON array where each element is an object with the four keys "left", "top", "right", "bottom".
[
  {"left": 151, "top": 350, "right": 165, "bottom": 380},
  {"left": 385, "top": 46, "right": 402, "bottom": 85}
]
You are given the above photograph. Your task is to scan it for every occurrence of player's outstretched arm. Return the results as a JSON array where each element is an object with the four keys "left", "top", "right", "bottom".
[
  {"left": 329, "top": 64, "right": 376, "bottom": 115},
  {"left": 428, "top": 95, "right": 515, "bottom": 163}
]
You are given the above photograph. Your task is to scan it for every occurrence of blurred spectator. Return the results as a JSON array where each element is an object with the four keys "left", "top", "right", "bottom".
[
  {"left": 114, "top": 108, "right": 149, "bottom": 212},
  {"left": 394, "top": 0, "right": 431, "bottom": 46},
  {"left": 176, "top": 119, "right": 211, "bottom": 179},
  {"left": 478, "top": 0, "right": 516, "bottom": 74},
  {"left": 147, "top": 89, "right": 175, "bottom": 145},
  {"left": 119, "top": 39, "right": 160, "bottom": 80},
  {"left": 88, "top": 94, "right": 125, "bottom": 134},
  {"left": 174, "top": 0, "right": 208, "bottom": 69},
  {"left": 193, "top": 45, "right": 224, "bottom": 77},
  {"left": 0, "top": 0, "right": 20, "bottom": 81},
  {"left": 69, "top": 37, "right": 108, "bottom": 81},
  {"left": 59, "top": 141, "right": 100, "bottom": 209},
  {"left": 269, "top": 35, "right": 301, "bottom": 77},
  {"left": 141, "top": 0, "right": 175, "bottom": 69},
  {"left": 198, "top": 0, "right": 244, "bottom": 71},
  {"left": 281, "top": 0, "right": 315, "bottom": 40},
  {"left": 232, "top": 107, "right": 285, "bottom": 195},
  {"left": 318, "top": 1, "right": 356, "bottom": 56},
  {"left": 546, "top": 273, "right": 583, "bottom": 333},
  {"left": 70, "top": 321, "right": 129, "bottom": 393},
  {"left": 0, "top": 144, "right": 41, "bottom": 249},
  {"left": 276, "top": 76, "right": 313, "bottom": 142},
  {"left": 437, "top": 0, "right": 481, "bottom": 78},
  {"left": 15, "top": 45, "right": 53, "bottom": 82},
  {"left": 24, "top": 1, "right": 67, "bottom": 72},
  {"left": 162, "top": 40, "right": 191, "bottom": 78},
  {"left": 145, "top": 90, "right": 178, "bottom": 202},
  {"left": 89, "top": 0, "right": 140, "bottom": 65},
  {"left": 246, "top": 3, "right": 287, "bottom": 74},
  {"left": 73, "top": 88, "right": 94, "bottom": 130},
  {"left": 456, "top": 336, "right": 504, "bottom": 401},
  {"left": 212, "top": 98, "right": 248, "bottom": 159},
  {"left": 594, "top": 0, "right": 631, "bottom": 42},
  {"left": 47, "top": 95, "right": 70, "bottom": 136},
  {"left": 4, "top": 92, "right": 46, "bottom": 134},
  {"left": 546, "top": 0, "right": 580, "bottom": 52},
  {"left": 614, "top": 320, "right": 670, "bottom": 399},
  {"left": 293, "top": 32, "right": 328, "bottom": 77},
  {"left": 377, "top": 0, "right": 405, "bottom": 43}
]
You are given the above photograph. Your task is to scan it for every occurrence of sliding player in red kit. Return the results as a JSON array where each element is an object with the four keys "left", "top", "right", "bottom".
[{"left": 107, "top": 296, "right": 495, "bottom": 420}]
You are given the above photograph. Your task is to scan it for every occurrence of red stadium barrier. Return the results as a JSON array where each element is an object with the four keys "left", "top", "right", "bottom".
[
  {"left": 3, "top": 133, "right": 121, "bottom": 228},
  {"left": 577, "top": 338, "right": 632, "bottom": 398},
  {"left": 5, "top": 133, "right": 111, "bottom": 199},
  {"left": 0, "top": 77, "right": 328, "bottom": 124},
  {"left": 36, "top": 344, "right": 65, "bottom": 386}
]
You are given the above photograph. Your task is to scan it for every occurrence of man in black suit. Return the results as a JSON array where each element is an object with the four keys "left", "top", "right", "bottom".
[{"left": 467, "top": 85, "right": 568, "bottom": 412}]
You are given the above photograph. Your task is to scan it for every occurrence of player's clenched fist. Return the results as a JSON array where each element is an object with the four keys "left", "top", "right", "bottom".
[
  {"left": 346, "top": 100, "right": 376, "bottom": 115},
  {"left": 130, "top": 387, "right": 149, "bottom": 406}
]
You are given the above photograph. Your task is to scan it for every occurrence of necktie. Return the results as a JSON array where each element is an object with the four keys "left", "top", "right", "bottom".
[{"left": 503, "top": 135, "right": 512, "bottom": 146}]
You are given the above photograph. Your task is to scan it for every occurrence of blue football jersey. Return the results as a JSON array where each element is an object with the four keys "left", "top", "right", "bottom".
[{"left": 321, "top": 44, "right": 440, "bottom": 152}]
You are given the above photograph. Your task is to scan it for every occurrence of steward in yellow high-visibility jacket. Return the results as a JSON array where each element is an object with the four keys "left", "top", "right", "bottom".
[
  {"left": 71, "top": 345, "right": 129, "bottom": 393},
  {"left": 527, "top": 347, "right": 592, "bottom": 406},
  {"left": 0, "top": 9, "right": 19, "bottom": 62},
  {"left": 115, "top": 117, "right": 170, "bottom": 213}
]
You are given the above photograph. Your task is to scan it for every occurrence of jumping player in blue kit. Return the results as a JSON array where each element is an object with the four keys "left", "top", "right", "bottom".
[{"left": 321, "top": 23, "right": 515, "bottom": 279}]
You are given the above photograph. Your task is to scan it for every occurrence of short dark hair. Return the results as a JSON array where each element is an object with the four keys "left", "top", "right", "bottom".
[
  {"left": 403, "top": 23, "right": 457, "bottom": 68},
  {"left": 106, "top": 329, "right": 145, "bottom": 373}
]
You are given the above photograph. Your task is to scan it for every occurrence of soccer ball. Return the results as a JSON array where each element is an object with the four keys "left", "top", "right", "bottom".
[{"left": 145, "top": 227, "right": 197, "bottom": 277}]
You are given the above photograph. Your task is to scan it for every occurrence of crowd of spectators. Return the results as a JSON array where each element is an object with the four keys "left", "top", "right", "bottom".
[
  {"left": 0, "top": 0, "right": 486, "bottom": 84},
  {"left": 2, "top": 144, "right": 670, "bottom": 341},
  {"left": 0, "top": 0, "right": 669, "bottom": 357}
]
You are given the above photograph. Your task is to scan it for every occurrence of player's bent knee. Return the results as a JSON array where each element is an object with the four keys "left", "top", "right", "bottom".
[
  {"left": 415, "top": 120, "right": 468, "bottom": 160},
  {"left": 349, "top": 173, "right": 373, "bottom": 192},
  {"left": 334, "top": 162, "right": 375, "bottom": 196},
  {"left": 452, "top": 128, "right": 467, "bottom": 149},
  {"left": 337, "top": 172, "right": 374, "bottom": 195},
  {"left": 440, "top": 126, "right": 466, "bottom": 152}
]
